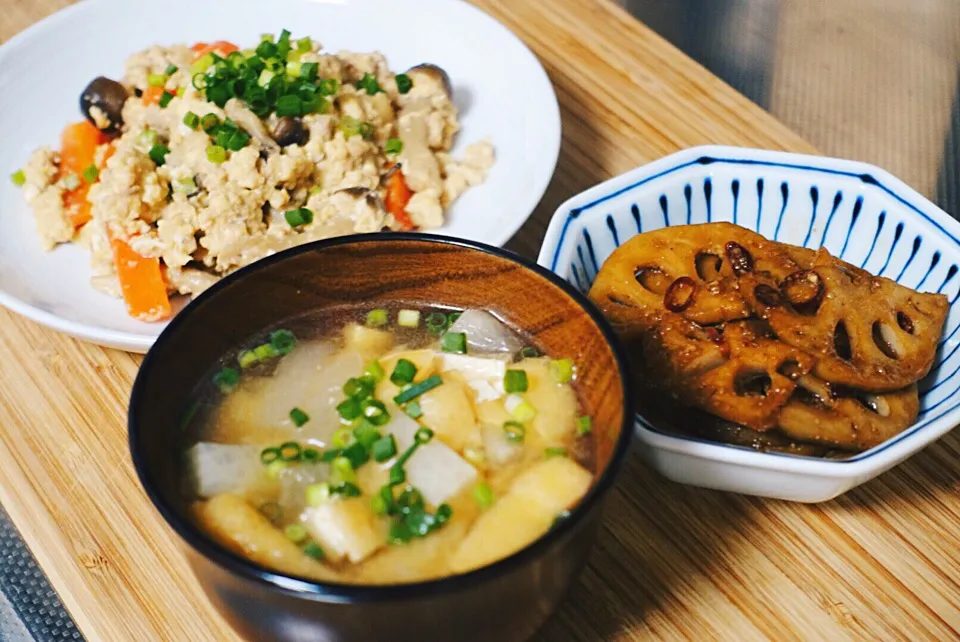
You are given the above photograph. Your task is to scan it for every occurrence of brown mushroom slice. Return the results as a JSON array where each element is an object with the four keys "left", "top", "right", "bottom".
[
  {"left": 80, "top": 77, "right": 129, "bottom": 134},
  {"left": 225, "top": 99, "right": 280, "bottom": 154},
  {"left": 741, "top": 248, "right": 949, "bottom": 391},
  {"left": 638, "top": 315, "right": 816, "bottom": 430},
  {"left": 405, "top": 63, "right": 453, "bottom": 98},
  {"left": 778, "top": 380, "right": 919, "bottom": 451}
]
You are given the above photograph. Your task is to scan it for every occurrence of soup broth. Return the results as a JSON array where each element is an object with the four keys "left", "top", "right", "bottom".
[{"left": 182, "top": 305, "right": 595, "bottom": 585}]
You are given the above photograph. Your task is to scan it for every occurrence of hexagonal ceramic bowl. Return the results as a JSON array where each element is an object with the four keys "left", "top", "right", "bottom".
[{"left": 538, "top": 145, "right": 960, "bottom": 502}]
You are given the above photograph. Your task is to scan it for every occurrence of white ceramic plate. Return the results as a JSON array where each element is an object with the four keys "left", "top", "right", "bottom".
[
  {"left": 0, "top": 0, "right": 560, "bottom": 352},
  {"left": 539, "top": 145, "right": 960, "bottom": 502}
]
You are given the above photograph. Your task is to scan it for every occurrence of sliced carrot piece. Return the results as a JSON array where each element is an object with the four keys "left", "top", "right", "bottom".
[
  {"left": 142, "top": 86, "right": 166, "bottom": 106},
  {"left": 110, "top": 237, "right": 172, "bottom": 322},
  {"left": 384, "top": 168, "right": 415, "bottom": 231},
  {"left": 192, "top": 40, "right": 239, "bottom": 60},
  {"left": 64, "top": 185, "right": 92, "bottom": 227},
  {"left": 60, "top": 121, "right": 107, "bottom": 174}
]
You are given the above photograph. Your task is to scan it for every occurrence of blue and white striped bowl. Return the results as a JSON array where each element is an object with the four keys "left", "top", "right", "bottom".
[{"left": 538, "top": 145, "right": 960, "bottom": 502}]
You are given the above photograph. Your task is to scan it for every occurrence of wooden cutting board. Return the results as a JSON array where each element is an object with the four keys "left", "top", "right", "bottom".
[{"left": 1, "top": 1, "right": 959, "bottom": 640}]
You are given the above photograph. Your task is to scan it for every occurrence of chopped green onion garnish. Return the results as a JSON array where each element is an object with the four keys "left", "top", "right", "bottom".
[
  {"left": 191, "top": 53, "right": 215, "bottom": 75},
  {"left": 390, "top": 358, "right": 417, "bottom": 385},
  {"left": 10, "top": 170, "right": 26, "bottom": 187},
  {"left": 425, "top": 311, "right": 447, "bottom": 334},
  {"left": 253, "top": 343, "right": 279, "bottom": 361},
  {"left": 172, "top": 177, "right": 197, "bottom": 194},
  {"left": 337, "top": 397, "right": 362, "bottom": 421},
  {"left": 290, "top": 407, "right": 309, "bottom": 427},
  {"left": 305, "top": 482, "right": 331, "bottom": 507},
  {"left": 370, "top": 493, "right": 389, "bottom": 515},
  {"left": 279, "top": 441, "right": 302, "bottom": 461},
  {"left": 364, "top": 359, "right": 385, "bottom": 382},
  {"left": 414, "top": 427, "right": 434, "bottom": 444},
  {"left": 297, "top": 37, "right": 312, "bottom": 52},
  {"left": 357, "top": 72, "right": 382, "bottom": 95},
  {"left": 506, "top": 394, "right": 537, "bottom": 422},
  {"left": 158, "top": 91, "right": 175, "bottom": 108},
  {"left": 473, "top": 482, "right": 495, "bottom": 509},
  {"left": 183, "top": 111, "right": 200, "bottom": 129},
  {"left": 448, "top": 312, "right": 462, "bottom": 325},
  {"left": 372, "top": 435, "right": 397, "bottom": 462},
  {"left": 213, "top": 367, "right": 240, "bottom": 393},
  {"left": 332, "top": 427, "right": 356, "bottom": 449},
  {"left": 266, "top": 459, "right": 287, "bottom": 479},
  {"left": 353, "top": 421, "right": 381, "bottom": 450},
  {"left": 330, "top": 455, "right": 358, "bottom": 485},
  {"left": 343, "top": 376, "right": 375, "bottom": 399},
  {"left": 270, "top": 329, "right": 296, "bottom": 354},
  {"left": 286, "top": 61, "right": 302, "bottom": 77},
  {"left": 576, "top": 415, "right": 592, "bottom": 435},
  {"left": 441, "top": 331, "right": 467, "bottom": 354},
  {"left": 60, "top": 173, "right": 81, "bottom": 191},
  {"left": 331, "top": 482, "right": 362, "bottom": 497},
  {"left": 138, "top": 129, "right": 159, "bottom": 148},
  {"left": 260, "top": 447, "right": 281, "bottom": 464},
  {"left": 176, "top": 86, "right": 186, "bottom": 97},
  {"left": 224, "top": 130, "right": 251, "bottom": 151},
  {"left": 403, "top": 401, "right": 423, "bottom": 419},
  {"left": 165, "top": 63, "right": 179, "bottom": 76},
  {"left": 149, "top": 143, "right": 170, "bottom": 166},
  {"left": 320, "top": 448, "right": 342, "bottom": 463},
  {"left": 361, "top": 399, "right": 390, "bottom": 426},
  {"left": 81, "top": 164, "right": 99, "bottom": 184},
  {"left": 393, "top": 374, "right": 443, "bottom": 404},
  {"left": 550, "top": 358, "right": 575, "bottom": 383},
  {"left": 338, "top": 115, "right": 363, "bottom": 138},
  {"left": 206, "top": 145, "right": 227, "bottom": 164},
  {"left": 147, "top": 73, "right": 166, "bottom": 88},
  {"left": 284, "top": 207, "right": 313, "bottom": 227},
  {"left": 303, "top": 541, "right": 324, "bottom": 560},
  {"left": 302, "top": 448, "right": 320, "bottom": 463},
  {"left": 318, "top": 78, "right": 339, "bottom": 96},
  {"left": 366, "top": 308, "right": 389, "bottom": 327},
  {"left": 545, "top": 447, "right": 567, "bottom": 459},
  {"left": 341, "top": 442, "right": 369, "bottom": 469},
  {"left": 388, "top": 464, "right": 406, "bottom": 486},
  {"left": 520, "top": 346, "right": 542, "bottom": 359},
  {"left": 200, "top": 113, "right": 221, "bottom": 132},
  {"left": 503, "top": 421, "right": 525, "bottom": 443},
  {"left": 259, "top": 501, "right": 282, "bottom": 523},
  {"left": 395, "top": 73, "right": 413, "bottom": 94},
  {"left": 275, "top": 94, "right": 303, "bottom": 117},
  {"left": 397, "top": 309, "right": 420, "bottom": 327},
  {"left": 284, "top": 523, "right": 308, "bottom": 543},
  {"left": 503, "top": 369, "right": 529, "bottom": 393},
  {"left": 237, "top": 350, "right": 260, "bottom": 368},
  {"left": 358, "top": 122, "right": 374, "bottom": 140},
  {"left": 385, "top": 137, "right": 403, "bottom": 155},
  {"left": 300, "top": 62, "right": 319, "bottom": 81}
]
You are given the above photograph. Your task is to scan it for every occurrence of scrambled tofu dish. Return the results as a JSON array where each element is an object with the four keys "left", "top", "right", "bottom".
[{"left": 11, "top": 32, "right": 495, "bottom": 321}]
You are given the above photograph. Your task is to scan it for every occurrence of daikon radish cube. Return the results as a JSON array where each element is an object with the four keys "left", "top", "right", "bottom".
[{"left": 186, "top": 443, "right": 262, "bottom": 498}]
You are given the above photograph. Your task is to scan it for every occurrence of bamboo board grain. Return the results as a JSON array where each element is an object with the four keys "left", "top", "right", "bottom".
[{"left": 1, "top": 0, "right": 959, "bottom": 640}]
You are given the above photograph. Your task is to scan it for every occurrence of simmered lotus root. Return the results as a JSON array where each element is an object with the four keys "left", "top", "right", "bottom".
[
  {"left": 589, "top": 223, "right": 802, "bottom": 328},
  {"left": 640, "top": 315, "right": 816, "bottom": 430},
  {"left": 778, "top": 376, "right": 919, "bottom": 450},
  {"left": 742, "top": 248, "right": 949, "bottom": 391}
]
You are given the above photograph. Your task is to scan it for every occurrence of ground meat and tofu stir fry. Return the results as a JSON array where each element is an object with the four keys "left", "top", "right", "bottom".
[{"left": 12, "top": 32, "right": 494, "bottom": 321}]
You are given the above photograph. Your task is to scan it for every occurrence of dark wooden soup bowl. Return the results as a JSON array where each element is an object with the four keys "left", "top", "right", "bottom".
[{"left": 129, "top": 233, "right": 633, "bottom": 642}]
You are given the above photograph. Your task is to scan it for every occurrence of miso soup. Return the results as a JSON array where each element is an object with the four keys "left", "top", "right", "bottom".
[{"left": 181, "top": 306, "right": 596, "bottom": 585}]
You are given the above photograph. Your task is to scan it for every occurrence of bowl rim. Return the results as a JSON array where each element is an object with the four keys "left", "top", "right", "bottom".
[
  {"left": 128, "top": 231, "right": 635, "bottom": 602},
  {"left": 536, "top": 144, "right": 960, "bottom": 477}
]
